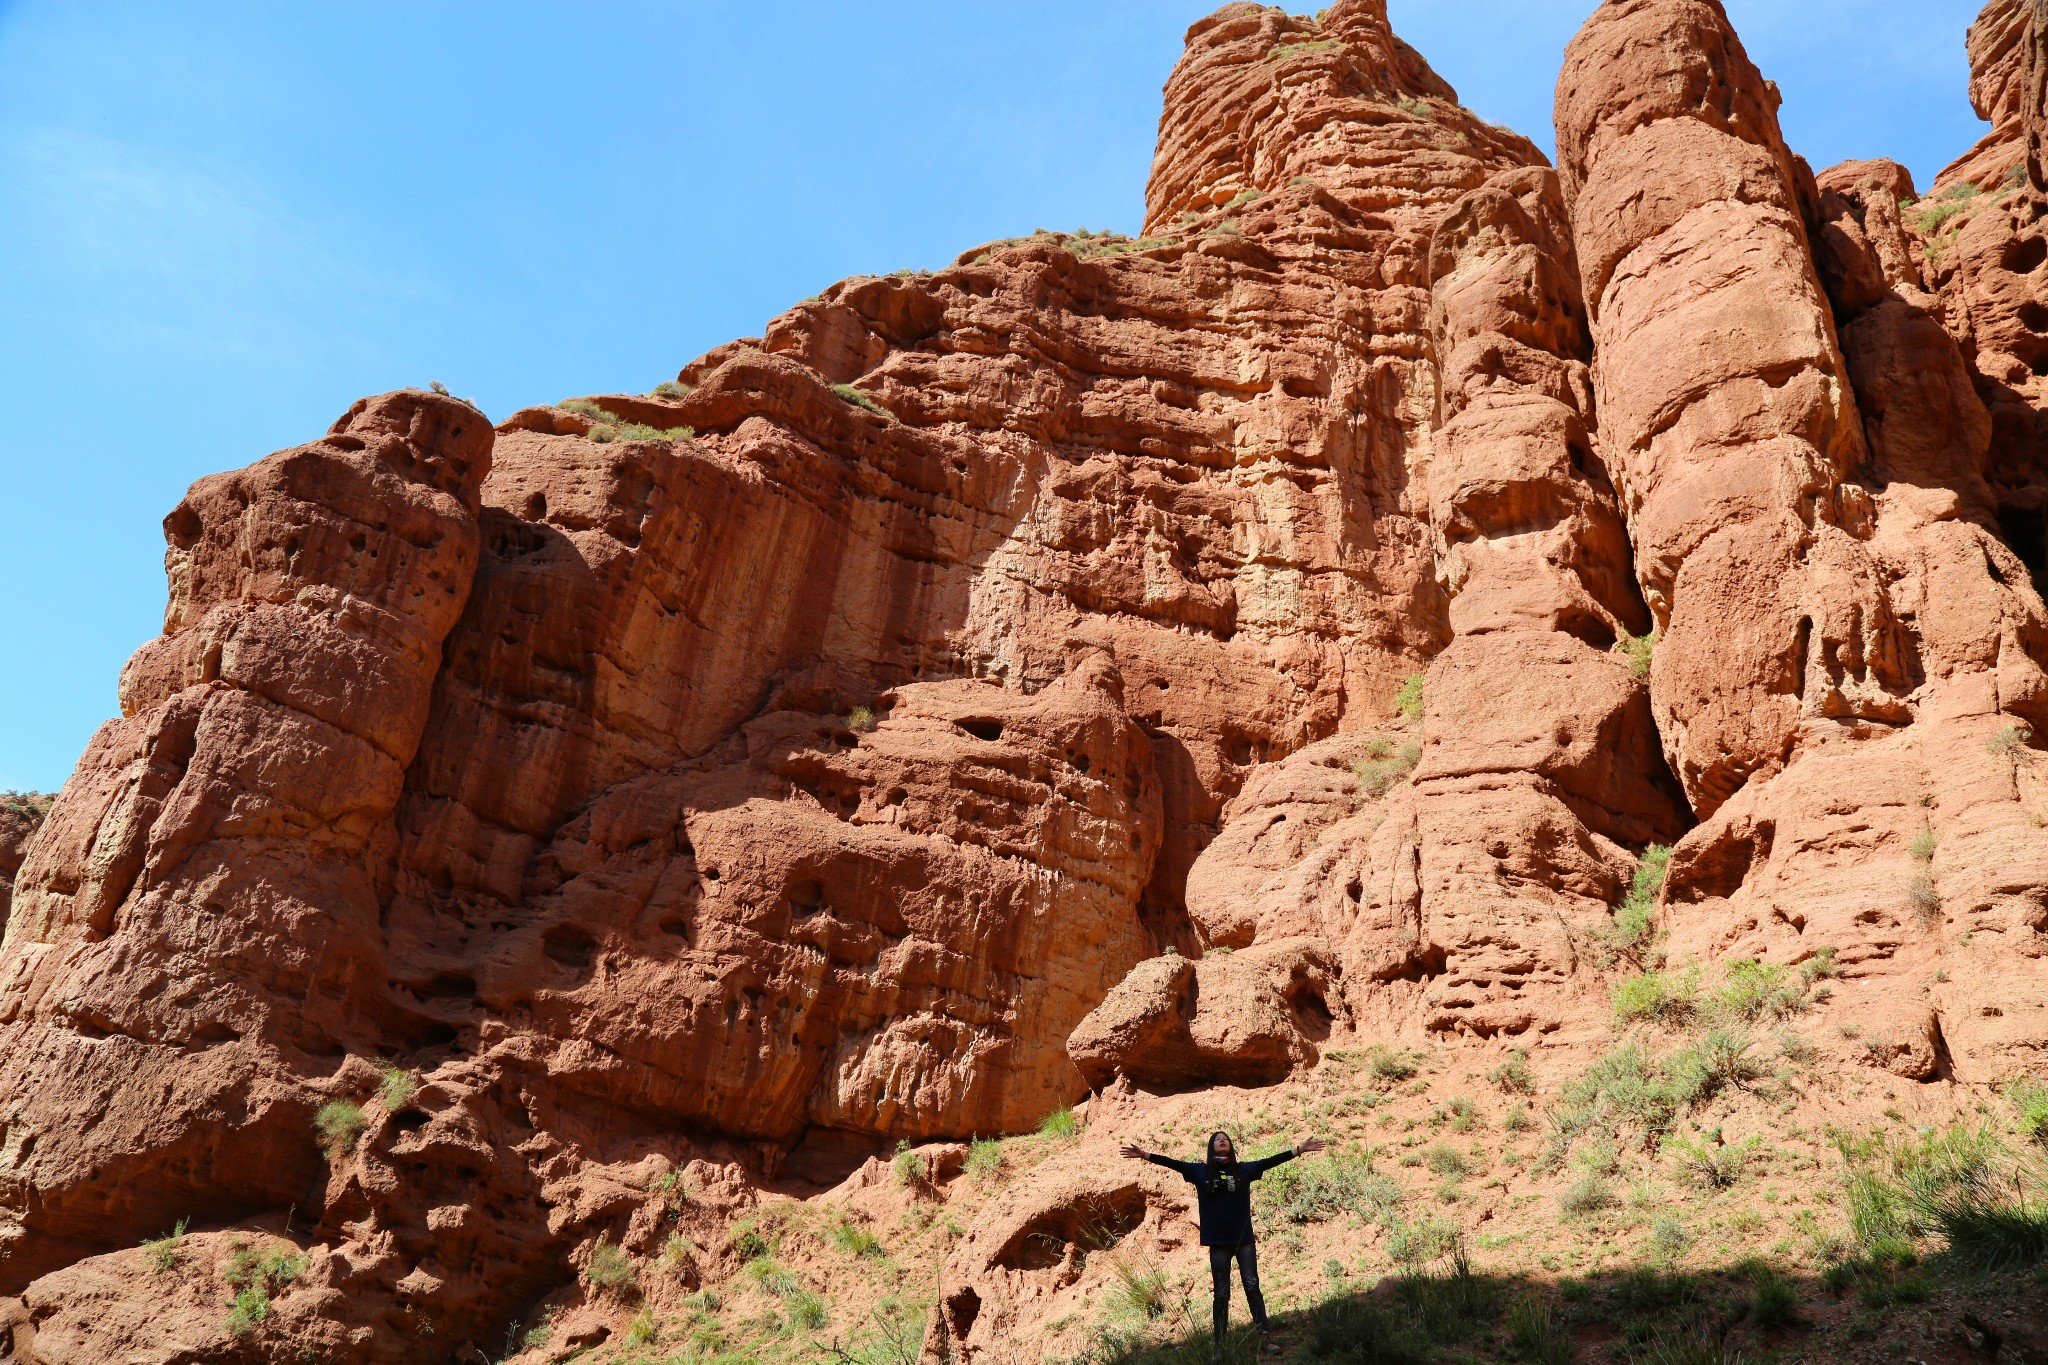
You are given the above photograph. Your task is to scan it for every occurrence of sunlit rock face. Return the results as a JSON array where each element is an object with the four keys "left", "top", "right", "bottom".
[{"left": 4, "top": 1, "right": 2048, "bottom": 1358}]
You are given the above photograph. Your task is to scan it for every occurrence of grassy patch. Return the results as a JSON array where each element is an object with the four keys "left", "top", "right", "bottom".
[
  {"left": 314, "top": 1099, "right": 365, "bottom": 1155},
  {"left": 586, "top": 1238, "right": 637, "bottom": 1292},
  {"left": 1040, "top": 1106, "right": 1081, "bottom": 1140},
  {"left": 829, "top": 1218, "right": 884, "bottom": 1259},
  {"left": 1351, "top": 736, "right": 1422, "bottom": 799},
  {"left": 846, "top": 705, "right": 877, "bottom": 733},
  {"left": 559, "top": 397, "right": 694, "bottom": 443},
  {"left": 375, "top": 1062, "right": 416, "bottom": 1111},
  {"left": 1910, "top": 182, "right": 1981, "bottom": 234},
  {"left": 1395, "top": 672, "right": 1426, "bottom": 722},
  {"left": 1612, "top": 628, "right": 1657, "bottom": 679},
  {"left": 1267, "top": 38, "right": 1342, "bottom": 60},
  {"left": 0, "top": 790, "right": 54, "bottom": 821},
  {"left": 965, "top": 1136, "right": 1006, "bottom": 1183},
  {"left": 141, "top": 1217, "right": 187, "bottom": 1276},
  {"left": 1989, "top": 724, "right": 2030, "bottom": 755},
  {"left": 830, "top": 384, "right": 898, "bottom": 421},
  {"left": 1612, "top": 966, "right": 1702, "bottom": 1027},
  {"left": 1597, "top": 844, "right": 1671, "bottom": 963}
]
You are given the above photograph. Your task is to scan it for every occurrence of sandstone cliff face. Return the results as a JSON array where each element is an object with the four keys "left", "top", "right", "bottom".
[{"left": 5, "top": 1, "right": 2048, "bottom": 1360}]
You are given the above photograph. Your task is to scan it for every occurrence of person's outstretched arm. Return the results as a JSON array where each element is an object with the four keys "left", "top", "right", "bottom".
[
  {"left": 1119, "top": 1143, "right": 1201, "bottom": 1181},
  {"left": 1245, "top": 1135, "right": 1328, "bottom": 1178}
]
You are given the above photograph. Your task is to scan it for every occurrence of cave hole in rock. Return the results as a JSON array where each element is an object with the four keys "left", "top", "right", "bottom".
[
  {"left": 416, "top": 973, "right": 477, "bottom": 1000},
  {"left": 947, "top": 1286, "right": 983, "bottom": 1339},
  {"left": 958, "top": 718, "right": 1004, "bottom": 742},
  {"left": 657, "top": 917, "right": 689, "bottom": 938},
  {"left": 1997, "top": 505, "right": 2047, "bottom": 581},
  {"left": 390, "top": 1109, "right": 431, "bottom": 1134},
  {"left": 994, "top": 1188, "right": 1149, "bottom": 1271},
  {"left": 2020, "top": 300, "right": 2048, "bottom": 335},
  {"left": 415, "top": 1022, "right": 459, "bottom": 1049},
  {"left": 789, "top": 879, "right": 827, "bottom": 912},
  {"left": 542, "top": 924, "right": 598, "bottom": 972},
  {"left": 1287, "top": 979, "right": 1336, "bottom": 1041},
  {"left": 2006, "top": 236, "right": 2048, "bottom": 274}
]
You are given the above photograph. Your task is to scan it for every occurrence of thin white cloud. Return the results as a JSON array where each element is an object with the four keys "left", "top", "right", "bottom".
[{"left": 1, "top": 126, "right": 433, "bottom": 370}]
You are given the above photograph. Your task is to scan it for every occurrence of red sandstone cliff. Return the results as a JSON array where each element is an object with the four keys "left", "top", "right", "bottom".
[{"left": 3, "top": 2, "right": 2048, "bottom": 1360}]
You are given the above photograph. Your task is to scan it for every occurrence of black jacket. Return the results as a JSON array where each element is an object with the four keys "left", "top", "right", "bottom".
[{"left": 1147, "top": 1150, "right": 1296, "bottom": 1247}]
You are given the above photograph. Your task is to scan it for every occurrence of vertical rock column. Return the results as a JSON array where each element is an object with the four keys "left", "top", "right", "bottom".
[
  {"left": 0, "top": 390, "right": 490, "bottom": 1286},
  {"left": 1386, "top": 165, "right": 1687, "bottom": 1037},
  {"left": 1556, "top": 0, "right": 1909, "bottom": 819}
]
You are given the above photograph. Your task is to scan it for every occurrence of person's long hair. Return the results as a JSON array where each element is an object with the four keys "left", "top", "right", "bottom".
[{"left": 1206, "top": 1129, "right": 1238, "bottom": 1169}]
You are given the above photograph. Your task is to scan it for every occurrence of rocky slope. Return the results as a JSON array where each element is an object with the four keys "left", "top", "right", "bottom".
[{"left": 3, "top": 1, "right": 2048, "bottom": 1361}]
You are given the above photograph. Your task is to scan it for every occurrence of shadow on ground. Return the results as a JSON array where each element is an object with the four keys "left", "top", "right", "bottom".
[{"left": 1087, "top": 1248, "right": 2048, "bottom": 1365}]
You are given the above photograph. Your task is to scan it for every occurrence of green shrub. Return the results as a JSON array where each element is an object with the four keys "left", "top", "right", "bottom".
[
  {"left": 1366, "top": 1044, "right": 1421, "bottom": 1085},
  {"left": 1908, "top": 829, "right": 1937, "bottom": 864},
  {"left": 1506, "top": 1295, "right": 1572, "bottom": 1365},
  {"left": 1395, "top": 673, "right": 1426, "bottom": 722},
  {"left": 1383, "top": 1216, "right": 1459, "bottom": 1268},
  {"left": 1423, "top": 1144, "right": 1471, "bottom": 1179},
  {"left": 1649, "top": 1217, "right": 1692, "bottom": 1263},
  {"left": 728, "top": 1222, "right": 771, "bottom": 1262},
  {"left": 785, "top": 1288, "right": 828, "bottom": 1331},
  {"left": 1559, "top": 1173, "right": 1615, "bottom": 1216},
  {"left": 2009, "top": 1077, "right": 2048, "bottom": 1146},
  {"left": 1714, "top": 958, "right": 1804, "bottom": 1022},
  {"left": 1911, "top": 183, "right": 1982, "bottom": 234},
  {"left": 142, "top": 1217, "right": 187, "bottom": 1276},
  {"left": 1988, "top": 724, "right": 2030, "bottom": 755},
  {"left": 1352, "top": 738, "right": 1422, "bottom": 799},
  {"left": 831, "top": 384, "right": 897, "bottom": 421},
  {"left": 586, "top": 1239, "right": 636, "bottom": 1292},
  {"left": 225, "top": 1284, "right": 270, "bottom": 1336},
  {"left": 1263, "top": 1147, "right": 1402, "bottom": 1226},
  {"left": 650, "top": 380, "right": 691, "bottom": 399},
  {"left": 1039, "top": 1106, "right": 1080, "bottom": 1140},
  {"left": 1599, "top": 845, "right": 1672, "bottom": 960},
  {"left": 891, "top": 1139, "right": 920, "bottom": 1187},
  {"left": 1504, "top": 1103, "right": 1534, "bottom": 1133},
  {"left": 1612, "top": 630, "right": 1657, "bottom": 679},
  {"left": 847, "top": 705, "right": 877, "bottom": 733},
  {"left": 1800, "top": 946, "right": 1840, "bottom": 986},
  {"left": 1490, "top": 1049, "right": 1534, "bottom": 1095},
  {"left": 829, "top": 1218, "right": 883, "bottom": 1258},
  {"left": 1667, "top": 1028, "right": 1764, "bottom": 1105},
  {"left": 376, "top": 1062, "right": 416, "bottom": 1111},
  {"left": 965, "top": 1136, "right": 1006, "bottom": 1182},
  {"left": 748, "top": 1256, "right": 800, "bottom": 1297},
  {"left": 1743, "top": 1259, "right": 1799, "bottom": 1327},
  {"left": 1612, "top": 967, "right": 1701, "bottom": 1026},
  {"left": 1662, "top": 1130, "right": 1754, "bottom": 1189},
  {"left": 314, "top": 1099, "right": 366, "bottom": 1154},
  {"left": 1107, "top": 1255, "right": 1171, "bottom": 1319}
]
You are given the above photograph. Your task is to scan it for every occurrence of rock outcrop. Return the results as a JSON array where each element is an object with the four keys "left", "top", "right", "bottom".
[{"left": 4, "top": 0, "right": 2048, "bottom": 1359}]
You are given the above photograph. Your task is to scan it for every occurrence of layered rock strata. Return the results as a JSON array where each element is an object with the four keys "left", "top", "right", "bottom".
[{"left": 1, "top": 0, "right": 2047, "bottom": 1359}]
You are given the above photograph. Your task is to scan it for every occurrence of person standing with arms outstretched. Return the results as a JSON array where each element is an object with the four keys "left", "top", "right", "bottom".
[{"left": 1120, "top": 1131, "right": 1327, "bottom": 1353}]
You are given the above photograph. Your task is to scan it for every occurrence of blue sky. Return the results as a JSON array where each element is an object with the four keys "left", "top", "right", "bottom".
[{"left": 0, "top": 0, "right": 1991, "bottom": 792}]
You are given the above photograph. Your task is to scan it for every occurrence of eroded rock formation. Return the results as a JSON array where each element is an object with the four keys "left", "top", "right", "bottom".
[{"left": 4, "top": 0, "right": 2048, "bottom": 1359}]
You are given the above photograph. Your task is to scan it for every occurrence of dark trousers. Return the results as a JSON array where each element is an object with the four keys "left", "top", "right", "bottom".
[{"left": 1208, "top": 1241, "right": 1268, "bottom": 1338}]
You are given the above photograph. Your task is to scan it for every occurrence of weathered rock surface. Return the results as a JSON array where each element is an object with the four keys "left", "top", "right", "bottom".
[
  {"left": 5, "top": 0, "right": 2048, "bottom": 1359},
  {"left": 0, "top": 799, "right": 48, "bottom": 935}
]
